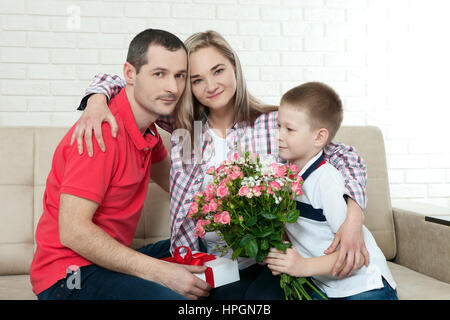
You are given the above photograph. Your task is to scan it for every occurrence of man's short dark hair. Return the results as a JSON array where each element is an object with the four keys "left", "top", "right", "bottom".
[{"left": 127, "top": 29, "right": 187, "bottom": 73}]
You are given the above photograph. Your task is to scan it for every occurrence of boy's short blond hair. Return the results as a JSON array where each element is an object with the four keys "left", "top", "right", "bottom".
[{"left": 280, "top": 82, "right": 343, "bottom": 145}]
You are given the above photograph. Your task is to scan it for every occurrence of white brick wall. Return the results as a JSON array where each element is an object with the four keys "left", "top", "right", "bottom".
[{"left": 1, "top": 0, "right": 450, "bottom": 208}]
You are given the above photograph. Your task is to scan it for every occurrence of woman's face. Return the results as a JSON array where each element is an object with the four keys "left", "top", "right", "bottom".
[{"left": 189, "top": 46, "right": 237, "bottom": 111}]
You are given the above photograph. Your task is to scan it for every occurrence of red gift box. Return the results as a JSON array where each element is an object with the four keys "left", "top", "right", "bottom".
[{"left": 162, "top": 246, "right": 240, "bottom": 288}]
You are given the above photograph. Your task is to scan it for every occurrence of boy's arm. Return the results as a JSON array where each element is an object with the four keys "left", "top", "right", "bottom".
[
  {"left": 59, "top": 193, "right": 210, "bottom": 299},
  {"left": 266, "top": 247, "right": 364, "bottom": 278},
  {"left": 265, "top": 247, "right": 338, "bottom": 277}
]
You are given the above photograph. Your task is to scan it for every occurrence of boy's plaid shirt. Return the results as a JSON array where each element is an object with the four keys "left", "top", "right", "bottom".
[{"left": 80, "top": 73, "right": 368, "bottom": 254}]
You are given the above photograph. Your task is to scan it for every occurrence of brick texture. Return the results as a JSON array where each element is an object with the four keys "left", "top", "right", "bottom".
[{"left": 1, "top": 0, "right": 449, "bottom": 207}]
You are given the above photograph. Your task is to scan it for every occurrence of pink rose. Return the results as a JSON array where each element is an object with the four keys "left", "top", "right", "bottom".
[
  {"left": 213, "top": 211, "right": 230, "bottom": 225},
  {"left": 275, "top": 165, "right": 287, "bottom": 178},
  {"left": 267, "top": 187, "right": 274, "bottom": 194},
  {"left": 270, "top": 163, "right": 280, "bottom": 173},
  {"left": 202, "top": 203, "right": 210, "bottom": 214},
  {"left": 188, "top": 202, "right": 199, "bottom": 218},
  {"left": 291, "top": 181, "right": 303, "bottom": 196},
  {"left": 213, "top": 212, "right": 222, "bottom": 223},
  {"left": 206, "top": 166, "right": 216, "bottom": 175},
  {"left": 246, "top": 192, "right": 254, "bottom": 199},
  {"left": 220, "top": 211, "right": 231, "bottom": 224},
  {"left": 289, "top": 164, "right": 300, "bottom": 175},
  {"left": 205, "top": 184, "right": 215, "bottom": 195},
  {"left": 229, "top": 170, "right": 242, "bottom": 180},
  {"left": 219, "top": 178, "right": 230, "bottom": 187},
  {"left": 216, "top": 185, "right": 229, "bottom": 198},
  {"left": 194, "top": 220, "right": 206, "bottom": 238},
  {"left": 238, "top": 185, "right": 250, "bottom": 196},
  {"left": 204, "top": 184, "right": 215, "bottom": 201},
  {"left": 270, "top": 180, "right": 282, "bottom": 191},
  {"left": 252, "top": 186, "right": 261, "bottom": 197},
  {"left": 209, "top": 199, "right": 218, "bottom": 212}
]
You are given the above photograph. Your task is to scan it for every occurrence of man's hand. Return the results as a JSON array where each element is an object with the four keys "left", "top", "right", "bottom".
[
  {"left": 70, "top": 94, "right": 118, "bottom": 157},
  {"left": 324, "top": 198, "right": 369, "bottom": 277},
  {"left": 157, "top": 263, "right": 211, "bottom": 300}
]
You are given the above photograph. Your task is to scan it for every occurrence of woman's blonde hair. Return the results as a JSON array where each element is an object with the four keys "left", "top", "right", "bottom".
[{"left": 175, "top": 30, "right": 277, "bottom": 137}]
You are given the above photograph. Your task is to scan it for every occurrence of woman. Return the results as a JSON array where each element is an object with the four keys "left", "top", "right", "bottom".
[{"left": 72, "top": 30, "right": 369, "bottom": 299}]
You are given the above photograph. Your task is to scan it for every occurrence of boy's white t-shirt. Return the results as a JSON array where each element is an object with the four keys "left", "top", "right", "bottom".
[
  {"left": 201, "top": 129, "right": 256, "bottom": 270},
  {"left": 285, "top": 151, "right": 397, "bottom": 298}
]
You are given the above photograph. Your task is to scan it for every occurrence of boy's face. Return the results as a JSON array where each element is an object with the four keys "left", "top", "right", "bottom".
[{"left": 277, "top": 104, "right": 319, "bottom": 162}]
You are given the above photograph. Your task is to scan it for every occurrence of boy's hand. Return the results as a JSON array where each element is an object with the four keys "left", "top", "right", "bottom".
[{"left": 265, "top": 247, "right": 307, "bottom": 277}]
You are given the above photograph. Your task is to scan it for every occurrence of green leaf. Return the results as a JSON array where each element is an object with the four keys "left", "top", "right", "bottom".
[
  {"left": 261, "top": 210, "right": 277, "bottom": 220},
  {"left": 255, "top": 227, "right": 274, "bottom": 238},
  {"left": 286, "top": 209, "right": 300, "bottom": 224},
  {"left": 273, "top": 241, "right": 290, "bottom": 252},
  {"left": 256, "top": 250, "right": 267, "bottom": 264},
  {"left": 239, "top": 234, "right": 255, "bottom": 247},
  {"left": 231, "top": 247, "right": 243, "bottom": 260},
  {"left": 246, "top": 216, "right": 258, "bottom": 227},
  {"left": 260, "top": 238, "right": 269, "bottom": 250},
  {"left": 244, "top": 238, "right": 258, "bottom": 259}
]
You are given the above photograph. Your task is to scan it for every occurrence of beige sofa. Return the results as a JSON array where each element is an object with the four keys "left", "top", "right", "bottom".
[{"left": 0, "top": 125, "right": 449, "bottom": 300}]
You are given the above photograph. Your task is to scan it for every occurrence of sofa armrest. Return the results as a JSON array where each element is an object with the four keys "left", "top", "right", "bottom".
[{"left": 391, "top": 200, "right": 450, "bottom": 284}]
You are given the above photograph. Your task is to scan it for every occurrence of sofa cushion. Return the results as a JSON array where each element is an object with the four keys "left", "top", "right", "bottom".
[
  {"left": 387, "top": 262, "right": 450, "bottom": 300},
  {"left": 0, "top": 275, "right": 35, "bottom": 300},
  {"left": 0, "top": 128, "right": 35, "bottom": 275},
  {"left": 2, "top": 263, "right": 449, "bottom": 301},
  {"left": 334, "top": 126, "right": 396, "bottom": 260}
]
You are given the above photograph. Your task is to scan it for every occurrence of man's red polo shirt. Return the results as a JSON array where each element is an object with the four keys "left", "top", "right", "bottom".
[{"left": 30, "top": 88, "right": 167, "bottom": 295}]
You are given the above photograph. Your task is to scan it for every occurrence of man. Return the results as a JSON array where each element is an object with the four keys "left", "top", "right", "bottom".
[{"left": 29, "top": 29, "right": 211, "bottom": 300}]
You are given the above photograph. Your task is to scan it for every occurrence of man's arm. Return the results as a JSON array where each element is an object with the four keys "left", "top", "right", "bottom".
[
  {"left": 58, "top": 193, "right": 210, "bottom": 299},
  {"left": 150, "top": 154, "right": 171, "bottom": 193}
]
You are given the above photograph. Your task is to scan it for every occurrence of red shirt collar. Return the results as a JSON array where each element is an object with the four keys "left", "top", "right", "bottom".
[{"left": 110, "top": 88, "right": 159, "bottom": 151}]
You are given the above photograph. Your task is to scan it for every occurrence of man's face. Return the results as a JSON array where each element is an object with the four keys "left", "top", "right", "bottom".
[{"left": 133, "top": 44, "right": 188, "bottom": 117}]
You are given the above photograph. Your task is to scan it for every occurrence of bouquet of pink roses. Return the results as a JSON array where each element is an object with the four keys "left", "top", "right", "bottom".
[{"left": 189, "top": 151, "right": 326, "bottom": 300}]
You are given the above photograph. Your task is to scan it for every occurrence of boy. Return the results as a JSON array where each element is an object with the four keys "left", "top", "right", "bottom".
[{"left": 265, "top": 82, "right": 398, "bottom": 300}]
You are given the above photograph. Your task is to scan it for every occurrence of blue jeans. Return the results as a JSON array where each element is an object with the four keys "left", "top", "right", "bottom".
[
  {"left": 308, "top": 277, "right": 398, "bottom": 300},
  {"left": 37, "top": 239, "right": 186, "bottom": 300}
]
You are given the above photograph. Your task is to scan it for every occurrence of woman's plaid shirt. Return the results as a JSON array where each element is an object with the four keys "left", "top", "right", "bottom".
[{"left": 80, "top": 73, "right": 368, "bottom": 254}]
